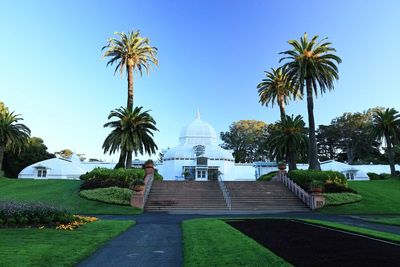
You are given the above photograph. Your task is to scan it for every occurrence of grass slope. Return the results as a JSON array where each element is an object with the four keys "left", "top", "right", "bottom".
[
  {"left": 301, "top": 219, "right": 400, "bottom": 243},
  {"left": 364, "top": 217, "right": 400, "bottom": 226},
  {"left": 0, "top": 220, "right": 134, "bottom": 267},
  {"left": 0, "top": 178, "right": 141, "bottom": 214},
  {"left": 182, "top": 218, "right": 290, "bottom": 267},
  {"left": 320, "top": 179, "right": 400, "bottom": 215}
]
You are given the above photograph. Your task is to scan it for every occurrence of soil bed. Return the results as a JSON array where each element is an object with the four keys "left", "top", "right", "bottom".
[{"left": 227, "top": 219, "right": 400, "bottom": 267}]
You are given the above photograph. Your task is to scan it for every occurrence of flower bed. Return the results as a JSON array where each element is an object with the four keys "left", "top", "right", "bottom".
[
  {"left": 0, "top": 202, "right": 98, "bottom": 230},
  {"left": 79, "top": 187, "right": 133, "bottom": 206},
  {"left": 0, "top": 202, "right": 73, "bottom": 227}
]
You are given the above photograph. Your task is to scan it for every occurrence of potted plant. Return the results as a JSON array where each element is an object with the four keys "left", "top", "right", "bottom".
[
  {"left": 131, "top": 179, "right": 145, "bottom": 192},
  {"left": 309, "top": 180, "right": 324, "bottom": 194},
  {"left": 144, "top": 159, "right": 154, "bottom": 175},
  {"left": 278, "top": 161, "right": 287, "bottom": 170},
  {"left": 182, "top": 169, "right": 190, "bottom": 179}
]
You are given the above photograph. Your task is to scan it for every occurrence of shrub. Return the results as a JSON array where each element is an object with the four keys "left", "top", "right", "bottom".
[
  {"left": 80, "top": 168, "right": 145, "bottom": 182},
  {"left": 258, "top": 171, "right": 277, "bottom": 181},
  {"left": 0, "top": 202, "right": 73, "bottom": 227},
  {"left": 323, "top": 193, "right": 363, "bottom": 206},
  {"left": 79, "top": 187, "right": 133, "bottom": 206},
  {"left": 154, "top": 169, "right": 163, "bottom": 181},
  {"left": 289, "top": 170, "right": 347, "bottom": 191},
  {"left": 323, "top": 182, "right": 357, "bottom": 193},
  {"left": 80, "top": 177, "right": 130, "bottom": 191},
  {"left": 367, "top": 172, "right": 384, "bottom": 180}
]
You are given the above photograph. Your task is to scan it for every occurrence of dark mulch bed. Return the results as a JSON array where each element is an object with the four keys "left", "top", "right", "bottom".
[{"left": 227, "top": 219, "right": 400, "bottom": 267}]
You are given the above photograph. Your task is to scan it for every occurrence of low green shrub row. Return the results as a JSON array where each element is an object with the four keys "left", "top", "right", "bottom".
[
  {"left": 289, "top": 169, "right": 347, "bottom": 191},
  {"left": 258, "top": 172, "right": 277, "bottom": 181},
  {"left": 323, "top": 193, "right": 363, "bottom": 206},
  {"left": 80, "top": 168, "right": 145, "bottom": 182},
  {"left": 80, "top": 177, "right": 130, "bottom": 191},
  {"left": 79, "top": 187, "right": 133, "bottom": 206},
  {"left": 367, "top": 172, "right": 392, "bottom": 180},
  {"left": 0, "top": 202, "right": 73, "bottom": 227}
]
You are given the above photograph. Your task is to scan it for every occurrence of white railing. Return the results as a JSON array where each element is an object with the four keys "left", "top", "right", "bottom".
[
  {"left": 218, "top": 175, "right": 232, "bottom": 210},
  {"left": 278, "top": 171, "right": 317, "bottom": 210},
  {"left": 143, "top": 173, "right": 154, "bottom": 206}
]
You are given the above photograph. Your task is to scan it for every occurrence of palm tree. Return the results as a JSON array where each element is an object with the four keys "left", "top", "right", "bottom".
[
  {"left": 103, "top": 107, "right": 158, "bottom": 168},
  {"left": 257, "top": 67, "right": 297, "bottom": 120},
  {"left": 280, "top": 33, "right": 342, "bottom": 170},
  {"left": 102, "top": 30, "right": 158, "bottom": 166},
  {"left": 268, "top": 115, "right": 308, "bottom": 172},
  {"left": 371, "top": 108, "right": 400, "bottom": 175},
  {"left": 0, "top": 111, "right": 31, "bottom": 171}
]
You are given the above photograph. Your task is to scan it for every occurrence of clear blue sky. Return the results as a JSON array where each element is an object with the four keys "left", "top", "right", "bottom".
[{"left": 1, "top": 0, "right": 399, "bottom": 161}]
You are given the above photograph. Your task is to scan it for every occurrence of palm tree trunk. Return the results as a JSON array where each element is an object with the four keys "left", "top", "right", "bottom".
[
  {"left": 126, "top": 150, "right": 133, "bottom": 169},
  {"left": 115, "top": 150, "right": 126, "bottom": 169},
  {"left": 287, "top": 144, "right": 297, "bottom": 172},
  {"left": 306, "top": 79, "right": 321, "bottom": 170},
  {"left": 0, "top": 145, "right": 4, "bottom": 171},
  {"left": 278, "top": 96, "right": 286, "bottom": 121},
  {"left": 127, "top": 65, "right": 134, "bottom": 110},
  {"left": 385, "top": 133, "right": 396, "bottom": 175}
]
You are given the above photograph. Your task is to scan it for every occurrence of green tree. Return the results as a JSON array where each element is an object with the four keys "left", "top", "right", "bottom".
[
  {"left": 257, "top": 67, "right": 297, "bottom": 120},
  {"left": 102, "top": 30, "right": 158, "bottom": 167},
  {"left": 103, "top": 106, "right": 158, "bottom": 168},
  {"left": 371, "top": 108, "right": 400, "bottom": 175},
  {"left": 280, "top": 33, "right": 342, "bottom": 170},
  {"left": 3, "top": 137, "right": 55, "bottom": 177},
  {"left": 0, "top": 111, "right": 31, "bottom": 171},
  {"left": 220, "top": 120, "right": 269, "bottom": 163},
  {"left": 268, "top": 115, "right": 308, "bottom": 171},
  {"left": 0, "top": 102, "right": 8, "bottom": 115}
]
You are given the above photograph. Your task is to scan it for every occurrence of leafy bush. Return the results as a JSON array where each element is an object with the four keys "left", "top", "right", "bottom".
[
  {"left": 324, "top": 182, "right": 357, "bottom": 193},
  {"left": 367, "top": 172, "right": 392, "bottom": 180},
  {"left": 0, "top": 202, "right": 73, "bottom": 227},
  {"left": 79, "top": 187, "right": 133, "bottom": 206},
  {"left": 258, "top": 171, "right": 277, "bottom": 181},
  {"left": 154, "top": 170, "right": 163, "bottom": 181},
  {"left": 80, "top": 177, "right": 130, "bottom": 191},
  {"left": 323, "top": 193, "right": 363, "bottom": 206},
  {"left": 289, "top": 170, "right": 347, "bottom": 190},
  {"left": 80, "top": 168, "right": 145, "bottom": 182}
]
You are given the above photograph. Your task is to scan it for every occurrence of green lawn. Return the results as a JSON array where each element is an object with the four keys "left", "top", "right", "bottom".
[
  {"left": 182, "top": 218, "right": 290, "bottom": 267},
  {"left": 300, "top": 219, "right": 400, "bottom": 243},
  {"left": 0, "top": 177, "right": 141, "bottom": 214},
  {"left": 320, "top": 179, "right": 400, "bottom": 215},
  {"left": 0, "top": 219, "right": 134, "bottom": 267}
]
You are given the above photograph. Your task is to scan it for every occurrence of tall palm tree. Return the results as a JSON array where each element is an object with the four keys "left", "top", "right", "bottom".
[
  {"left": 280, "top": 33, "right": 342, "bottom": 170},
  {"left": 257, "top": 67, "right": 297, "bottom": 120},
  {"left": 102, "top": 30, "right": 158, "bottom": 166},
  {"left": 0, "top": 111, "right": 31, "bottom": 171},
  {"left": 371, "top": 108, "right": 400, "bottom": 175},
  {"left": 103, "top": 106, "right": 158, "bottom": 168},
  {"left": 268, "top": 115, "right": 308, "bottom": 172}
]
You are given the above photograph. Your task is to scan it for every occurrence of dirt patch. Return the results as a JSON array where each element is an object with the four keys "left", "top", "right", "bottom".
[{"left": 227, "top": 219, "right": 400, "bottom": 267}]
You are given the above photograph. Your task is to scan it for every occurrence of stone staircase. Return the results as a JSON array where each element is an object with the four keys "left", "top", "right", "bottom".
[
  {"left": 225, "top": 181, "right": 309, "bottom": 212},
  {"left": 144, "top": 181, "right": 227, "bottom": 211},
  {"left": 144, "top": 180, "right": 309, "bottom": 212}
]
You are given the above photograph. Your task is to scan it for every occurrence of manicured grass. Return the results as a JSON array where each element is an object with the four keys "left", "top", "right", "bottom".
[
  {"left": 0, "top": 219, "right": 134, "bottom": 266},
  {"left": 323, "top": 192, "right": 363, "bottom": 206},
  {"left": 364, "top": 217, "right": 400, "bottom": 226},
  {"left": 320, "top": 179, "right": 400, "bottom": 214},
  {"left": 182, "top": 218, "right": 290, "bottom": 267},
  {"left": 0, "top": 177, "right": 141, "bottom": 214},
  {"left": 300, "top": 219, "right": 400, "bottom": 243}
]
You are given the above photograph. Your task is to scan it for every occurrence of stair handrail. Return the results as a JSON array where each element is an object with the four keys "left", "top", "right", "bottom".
[
  {"left": 218, "top": 175, "right": 232, "bottom": 210},
  {"left": 278, "top": 171, "right": 316, "bottom": 210},
  {"left": 143, "top": 173, "right": 154, "bottom": 206}
]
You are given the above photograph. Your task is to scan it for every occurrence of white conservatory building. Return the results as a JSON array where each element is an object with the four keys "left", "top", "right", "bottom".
[{"left": 158, "top": 111, "right": 255, "bottom": 181}]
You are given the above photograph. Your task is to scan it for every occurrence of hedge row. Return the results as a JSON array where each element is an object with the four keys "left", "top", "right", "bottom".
[
  {"left": 258, "top": 171, "right": 277, "bottom": 181},
  {"left": 367, "top": 172, "right": 392, "bottom": 180},
  {"left": 80, "top": 168, "right": 146, "bottom": 182}
]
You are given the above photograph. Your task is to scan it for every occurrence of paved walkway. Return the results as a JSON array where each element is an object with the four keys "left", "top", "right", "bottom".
[{"left": 78, "top": 212, "right": 400, "bottom": 267}]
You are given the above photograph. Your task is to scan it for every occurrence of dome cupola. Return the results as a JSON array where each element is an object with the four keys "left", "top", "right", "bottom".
[{"left": 179, "top": 110, "right": 218, "bottom": 146}]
